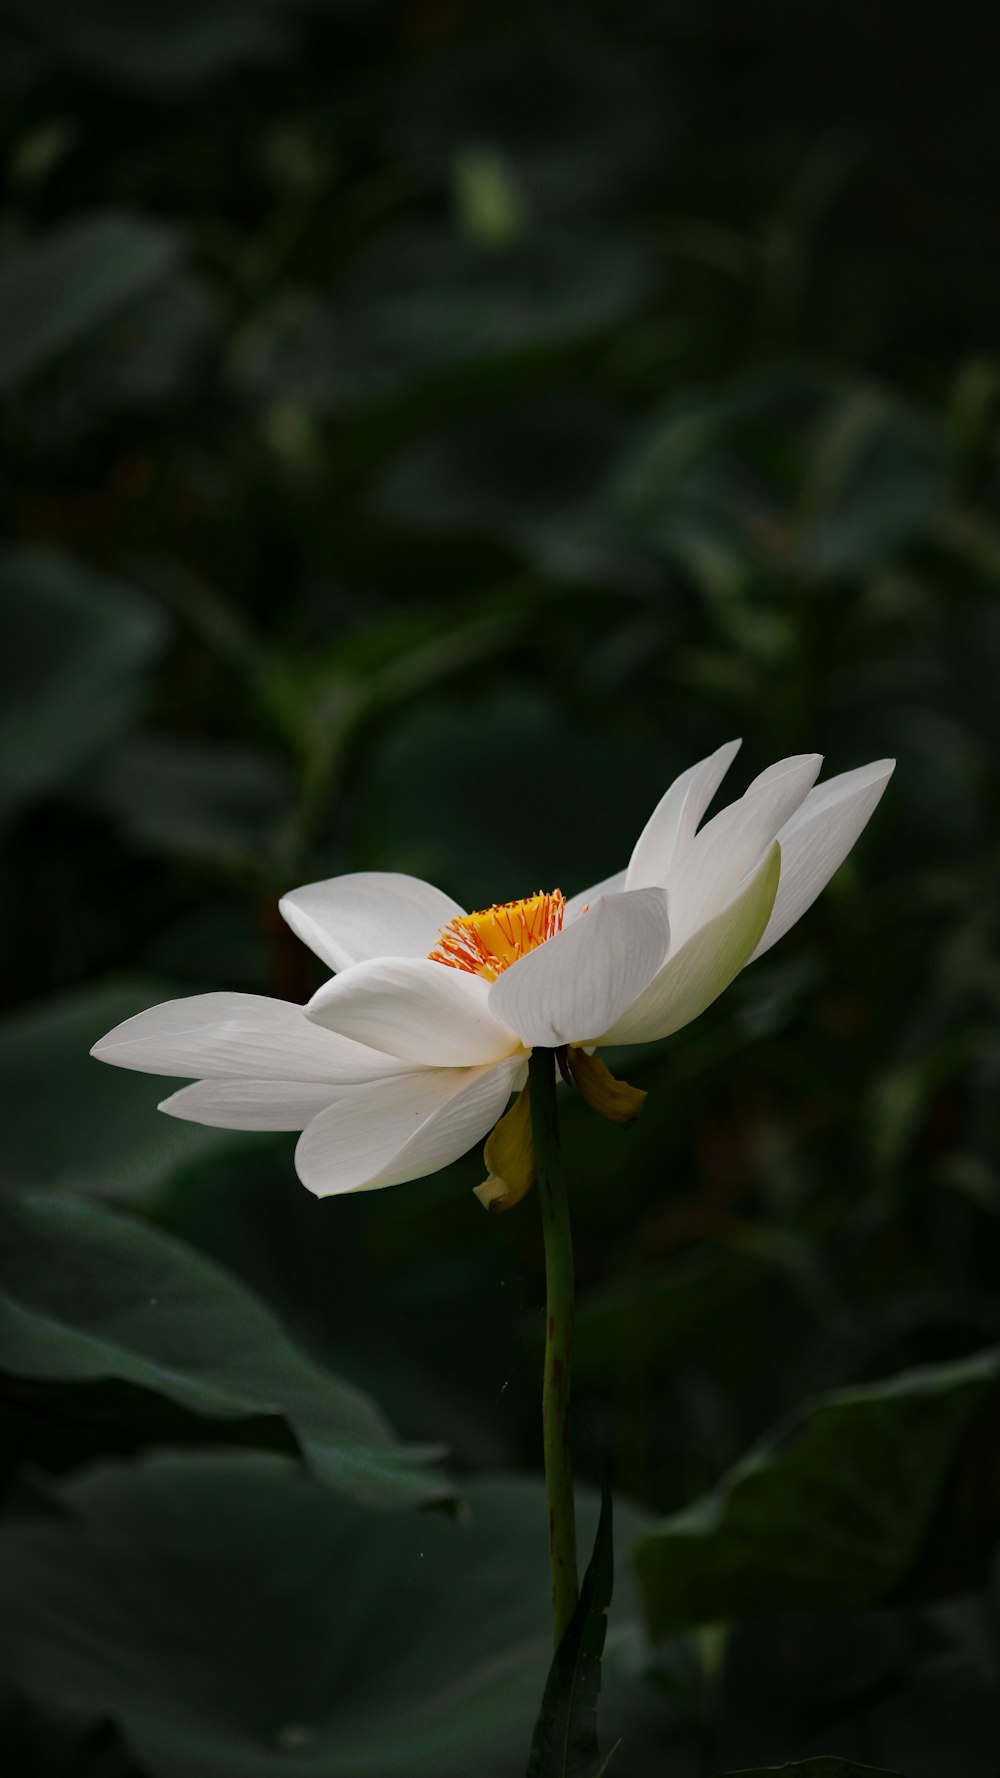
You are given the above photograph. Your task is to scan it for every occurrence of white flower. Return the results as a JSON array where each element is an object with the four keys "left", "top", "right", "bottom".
[{"left": 91, "top": 743, "right": 893, "bottom": 1200}]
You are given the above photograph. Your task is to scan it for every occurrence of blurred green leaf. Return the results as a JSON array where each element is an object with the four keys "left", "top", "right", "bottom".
[
  {"left": 0, "top": 981, "right": 248, "bottom": 1202},
  {"left": 0, "top": 1191, "right": 447, "bottom": 1509},
  {"left": 528, "top": 1480, "right": 617, "bottom": 1778},
  {"left": 633, "top": 1351, "right": 1000, "bottom": 1635},
  {"left": 249, "top": 226, "right": 652, "bottom": 410},
  {"left": 607, "top": 388, "right": 773, "bottom": 588},
  {"left": 9, "top": 0, "right": 292, "bottom": 89},
  {"left": 396, "top": 45, "right": 666, "bottom": 217},
  {"left": 0, "top": 549, "right": 167, "bottom": 824},
  {"left": 158, "top": 1144, "right": 538, "bottom": 1472},
  {"left": 609, "top": 370, "right": 954, "bottom": 597},
  {"left": 46, "top": 274, "right": 220, "bottom": 431},
  {"left": 0, "top": 214, "right": 181, "bottom": 391},
  {"left": 87, "top": 733, "right": 294, "bottom": 869},
  {"left": 0, "top": 14, "right": 996, "bottom": 1772},
  {"left": 0, "top": 1455, "right": 660, "bottom": 1778},
  {"left": 798, "top": 391, "right": 947, "bottom": 577},
  {"left": 452, "top": 147, "right": 527, "bottom": 249},
  {"left": 7, "top": 118, "right": 78, "bottom": 192}
]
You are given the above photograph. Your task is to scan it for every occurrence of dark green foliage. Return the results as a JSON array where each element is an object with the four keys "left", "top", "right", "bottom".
[
  {"left": 0, "top": 982, "right": 245, "bottom": 1199},
  {"left": 0, "top": 1459, "right": 659, "bottom": 1778},
  {"left": 634, "top": 1351, "right": 1000, "bottom": 1632},
  {"left": 0, "top": 215, "right": 181, "bottom": 393},
  {"left": 527, "top": 1481, "right": 616, "bottom": 1778},
  {"left": 0, "top": 1191, "right": 449, "bottom": 1507},
  {"left": 2, "top": 4, "right": 999, "bottom": 1773},
  {"left": 0, "top": 551, "right": 167, "bottom": 823}
]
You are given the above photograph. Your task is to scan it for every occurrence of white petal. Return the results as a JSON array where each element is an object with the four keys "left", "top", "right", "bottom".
[
  {"left": 159, "top": 1078, "right": 347, "bottom": 1131},
  {"left": 294, "top": 1059, "right": 521, "bottom": 1196},
  {"left": 279, "top": 871, "right": 464, "bottom": 973},
  {"left": 626, "top": 739, "right": 742, "bottom": 890},
  {"left": 665, "top": 753, "right": 821, "bottom": 949},
  {"left": 487, "top": 888, "right": 671, "bottom": 1049},
  {"left": 564, "top": 869, "right": 627, "bottom": 926},
  {"left": 750, "top": 759, "right": 895, "bottom": 960},
  {"left": 90, "top": 992, "right": 415, "bottom": 1083},
  {"left": 599, "top": 841, "right": 781, "bottom": 1046},
  {"left": 306, "top": 958, "right": 521, "bottom": 1067}
]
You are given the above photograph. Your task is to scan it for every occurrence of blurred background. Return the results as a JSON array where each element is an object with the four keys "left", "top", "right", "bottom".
[{"left": 2, "top": 2, "right": 1000, "bottom": 1774}]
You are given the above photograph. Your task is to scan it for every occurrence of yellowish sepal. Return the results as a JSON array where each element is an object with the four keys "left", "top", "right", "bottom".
[
  {"left": 566, "top": 1047, "right": 646, "bottom": 1127},
  {"left": 473, "top": 1084, "right": 535, "bottom": 1213}
]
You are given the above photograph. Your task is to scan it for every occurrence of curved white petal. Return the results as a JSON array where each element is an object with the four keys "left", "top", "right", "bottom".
[
  {"left": 564, "top": 869, "right": 627, "bottom": 926},
  {"left": 295, "top": 1058, "right": 521, "bottom": 1197},
  {"left": 666, "top": 753, "right": 821, "bottom": 950},
  {"left": 599, "top": 841, "right": 781, "bottom": 1046},
  {"left": 279, "top": 871, "right": 464, "bottom": 974},
  {"left": 306, "top": 958, "right": 521, "bottom": 1067},
  {"left": 90, "top": 992, "right": 414, "bottom": 1084},
  {"left": 159, "top": 1078, "right": 347, "bottom": 1131},
  {"left": 750, "top": 759, "right": 895, "bottom": 960},
  {"left": 487, "top": 888, "right": 670, "bottom": 1049},
  {"left": 626, "top": 738, "right": 742, "bottom": 891}
]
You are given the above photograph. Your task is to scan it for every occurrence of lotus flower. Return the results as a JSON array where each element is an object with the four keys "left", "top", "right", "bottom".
[{"left": 92, "top": 743, "right": 892, "bottom": 1199}]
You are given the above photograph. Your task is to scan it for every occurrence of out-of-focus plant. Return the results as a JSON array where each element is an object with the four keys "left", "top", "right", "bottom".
[{"left": 2, "top": 6, "right": 999, "bottom": 1775}]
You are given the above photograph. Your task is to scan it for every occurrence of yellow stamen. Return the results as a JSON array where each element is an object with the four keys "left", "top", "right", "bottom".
[{"left": 429, "top": 889, "right": 565, "bottom": 982}]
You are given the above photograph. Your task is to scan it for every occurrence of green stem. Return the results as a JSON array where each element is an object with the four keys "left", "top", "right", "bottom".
[{"left": 529, "top": 1044, "right": 579, "bottom": 1648}]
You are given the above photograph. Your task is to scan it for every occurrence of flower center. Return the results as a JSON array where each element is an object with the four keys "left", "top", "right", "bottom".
[{"left": 429, "top": 889, "right": 566, "bottom": 982}]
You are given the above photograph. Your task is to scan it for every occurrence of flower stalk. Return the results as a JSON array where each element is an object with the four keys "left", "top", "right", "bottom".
[{"left": 529, "top": 1043, "right": 579, "bottom": 1648}]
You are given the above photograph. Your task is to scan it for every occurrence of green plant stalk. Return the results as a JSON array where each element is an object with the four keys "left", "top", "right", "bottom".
[{"left": 529, "top": 1044, "right": 579, "bottom": 1648}]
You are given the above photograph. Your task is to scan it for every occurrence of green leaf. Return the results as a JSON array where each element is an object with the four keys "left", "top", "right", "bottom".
[
  {"left": 0, "top": 1455, "right": 656, "bottom": 1778},
  {"left": 0, "top": 1190, "right": 448, "bottom": 1510},
  {"left": 249, "top": 225, "right": 651, "bottom": 410},
  {"left": 160, "top": 1143, "right": 540, "bottom": 1472},
  {"left": 4, "top": 0, "right": 287, "bottom": 89},
  {"left": 0, "top": 549, "right": 168, "bottom": 823},
  {"left": 0, "top": 214, "right": 180, "bottom": 392},
  {"left": 633, "top": 1350, "right": 1000, "bottom": 1634},
  {"left": 46, "top": 272, "right": 220, "bottom": 428},
  {"left": 608, "top": 387, "right": 766, "bottom": 584},
  {"left": 571, "top": 1232, "right": 820, "bottom": 1509},
  {"left": 527, "top": 1480, "right": 616, "bottom": 1778},
  {"left": 798, "top": 390, "right": 947, "bottom": 576},
  {"left": 0, "top": 981, "right": 247, "bottom": 1202},
  {"left": 86, "top": 732, "right": 294, "bottom": 868},
  {"left": 397, "top": 45, "right": 664, "bottom": 217},
  {"left": 720, "top": 1763, "right": 902, "bottom": 1777}
]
